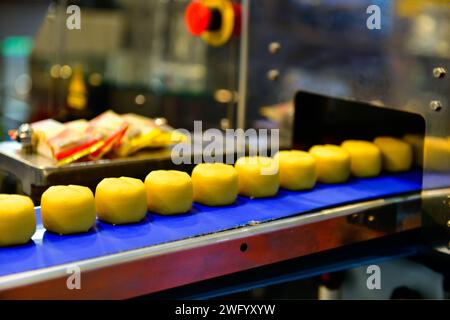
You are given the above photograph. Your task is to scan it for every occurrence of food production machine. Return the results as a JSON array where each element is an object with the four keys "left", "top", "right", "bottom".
[{"left": 0, "top": 0, "right": 449, "bottom": 299}]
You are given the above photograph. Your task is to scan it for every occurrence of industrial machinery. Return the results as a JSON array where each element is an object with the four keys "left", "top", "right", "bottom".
[{"left": 0, "top": 0, "right": 449, "bottom": 299}]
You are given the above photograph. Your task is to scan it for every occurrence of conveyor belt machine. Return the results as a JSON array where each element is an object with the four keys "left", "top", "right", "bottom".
[{"left": 0, "top": 0, "right": 449, "bottom": 299}]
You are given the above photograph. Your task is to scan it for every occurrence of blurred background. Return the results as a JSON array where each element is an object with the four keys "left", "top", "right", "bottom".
[{"left": 1, "top": 0, "right": 448, "bottom": 139}]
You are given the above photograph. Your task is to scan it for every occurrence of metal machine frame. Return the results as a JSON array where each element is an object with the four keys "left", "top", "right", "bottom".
[{"left": 1, "top": 188, "right": 447, "bottom": 299}]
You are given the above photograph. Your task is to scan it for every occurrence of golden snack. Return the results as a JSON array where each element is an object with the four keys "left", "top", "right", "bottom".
[
  {"left": 423, "top": 137, "right": 450, "bottom": 172},
  {"left": 341, "top": 140, "right": 382, "bottom": 178},
  {"left": 95, "top": 177, "right": 147, "bottom": 225},
  {"left": 403, "top": 134, "right": 424, "bottom": 166},
  {"left": 274, "top": 150, "right": 316, "bottom": 190},
  {"left": 145, "top": 170, "right": 193, "bottom": 215},
  {"left": 309, "top": 145, "right": 351, "bottom": 183},
  {"left": 235, "top": 157, "right": 279, "bottom": 198},
  {"left": 192, "top": 163, "right": 238, "bottom": 206},
  {"left": 0, "top": 195, "right": 36, "bottom": 247},
  {"left": 41, "top": 185, "right": 96, "bottom": 235},
  {"left": 374, "top": 137, "right": 413, "bottom": 172}
]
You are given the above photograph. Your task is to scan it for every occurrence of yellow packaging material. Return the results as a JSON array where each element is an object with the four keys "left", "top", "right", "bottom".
[{"left": 115, "top": 114, "right": 186, "bottom": 157}]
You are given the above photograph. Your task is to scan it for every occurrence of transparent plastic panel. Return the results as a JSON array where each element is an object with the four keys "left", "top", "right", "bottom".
[
  {"left": 243, "top": 0, "right": 449, "bottom": 227},
  {"left": 28, "top": 0, "right": 240, "bottom": 131}
]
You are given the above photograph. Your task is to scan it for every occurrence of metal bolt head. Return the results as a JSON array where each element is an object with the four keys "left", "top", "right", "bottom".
[
  {"left": 433, "top": 67, "right": 446, "bottom": 79},
  {"left": 268, "top": 42, "right": 281, "bottom": 54},
  {"left": 430, "top": 100, "right": 443, "bottom": 112},
  {"left": 154, "top": 117, "right": 167, "bottom": 126},
  {"left": 267, "top": 69, "right": 280, "bottom": 81},
  {"left": 18, "top": 123, "right": 34, "bottom": 154},
  {"left": 444, "top": 195, "right": 450, "bottom": 207}
]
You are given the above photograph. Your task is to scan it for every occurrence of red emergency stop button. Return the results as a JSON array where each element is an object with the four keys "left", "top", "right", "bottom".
[{"left": 185, "top": 1, "right": 212, "bottom": 36}]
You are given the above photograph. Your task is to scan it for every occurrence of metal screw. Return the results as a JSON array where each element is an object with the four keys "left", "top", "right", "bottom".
[
  {"left": 447, "top": 220, "right": 450, "bottom": 228},
  {"left": 367, "top": 215, "right": 375, "bottom": 222},
  {"left": 267, "top": 69, "right": 280, "bottom": 81},
  {"left": 268, "top": 42, "right": 281, "bottom": 54},
  {"left": 430, "top": 100, "right": 443, "bottom": 112},
  {"left": 433, "top": 67, "right": 446, "bottom": 79},
  {"left": 248, "top": 220, "right": 260, "bottom": 226},
  {"left": 18, "top": 123, "right": 34, "bottom": 154},
  {"left": 154, "top": 117, "right": 167, "bottom": 126}
]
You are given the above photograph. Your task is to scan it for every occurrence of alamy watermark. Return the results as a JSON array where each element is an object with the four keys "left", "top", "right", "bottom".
[
  {"left": 171, "top": 121, "right": 280, "bottom": 175},
  {"left": 66, "top": 5, "right": 81, "bottom": 30},
  {"left": 66, "top": 264, "right": 81, "bottom": 290},
  {"left": 366, "top": 5, "right": 381, "bottom": 30},
  {"left": 366, "top": 265, "right": 381, "bottom": 290},
  {"left": 66, "top": 4, "right": 380, "bottom": 31}
]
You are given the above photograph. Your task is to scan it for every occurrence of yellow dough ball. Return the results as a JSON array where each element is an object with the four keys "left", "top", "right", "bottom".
[
  {"left": 145, "top": 170, "right": 193, "bottom": 215},
  {"left": 235, "top": 157, "right": 279, "bottom": 198},
  {"left": 192, "top": 163, "right": 238, "bottom": 206},
  {"left": 95, "top": 177, "right": 147, "bottom": 225},
  {"left": 341, "top": 140, "right": 382, "bottom": 178},
  {"left": 403, "top": 134, "right": 424, "bottom": 166},
  {"left": 274, "top": 150, "right": 316, "bottom": 190},
  {"left": 423, "top": 137, "right": 450, "bottom": 172},
  {"left": 309, "top": 145, "right": 351, "bottom": 184},
  {"left": 0, "top": 195, "right": 36, "bottom": 247},
  {"left": 41, "top": 185, "right": 96, "bottom": 235},
  {"left": 374, "top": 137, "right": 413, "bottom": 172}
]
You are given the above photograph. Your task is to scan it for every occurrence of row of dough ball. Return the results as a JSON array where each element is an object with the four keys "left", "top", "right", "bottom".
[
  {"left": 0, "top": 136, "right": 416, "bottom": 244},
  {"left": 278, "top": 137, "right": 413, "bottom": 186},
  {"left": 403, "top": 135, "right": 450, "bottom": 172}
]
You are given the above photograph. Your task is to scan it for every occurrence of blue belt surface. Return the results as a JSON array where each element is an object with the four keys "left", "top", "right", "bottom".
[{"left": 0, "top": 170, "right": 448, "bottom": 277}]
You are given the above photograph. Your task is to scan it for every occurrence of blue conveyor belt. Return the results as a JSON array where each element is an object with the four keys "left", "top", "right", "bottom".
[{"left": 0, "top": 170, "right": 447, "bottom": 277}]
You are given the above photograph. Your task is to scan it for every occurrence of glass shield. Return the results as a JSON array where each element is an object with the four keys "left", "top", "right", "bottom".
[
  {"left": 241, "top": 0, "right": 449, "bottom": 230},
  {"left": 15, "top": 0, "right": 240, "bottom": 133}
]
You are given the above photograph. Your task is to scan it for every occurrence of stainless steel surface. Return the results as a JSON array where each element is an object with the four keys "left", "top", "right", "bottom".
[
  {"left": 1, "top": 188, "right": 447, "bottom": 299},
  {"left": 0, "top": 137, "right": 247, "bottom": 200},
  {"left": 0, "top": 141, "right": 174, "bottom": 196}
]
